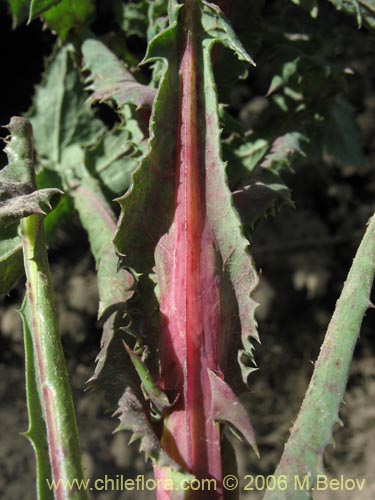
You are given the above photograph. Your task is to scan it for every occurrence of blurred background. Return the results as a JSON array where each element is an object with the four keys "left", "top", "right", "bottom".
[{"left": 0, "top": 0, "right": 374, "bottom": 498}]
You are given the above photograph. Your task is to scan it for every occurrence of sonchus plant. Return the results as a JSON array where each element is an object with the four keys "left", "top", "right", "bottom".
[
  {"left": 1, "top": 0, "right": 374, "bottom": 499},
  {"left": 111, "top": 0, "right": 260, "bottom": 494}
]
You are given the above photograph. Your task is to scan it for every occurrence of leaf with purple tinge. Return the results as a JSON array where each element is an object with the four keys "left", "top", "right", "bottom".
[{"left": 112, "top": 0, "right": 260, "bottom": 494}]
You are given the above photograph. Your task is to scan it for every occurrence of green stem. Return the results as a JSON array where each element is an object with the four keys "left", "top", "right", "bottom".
[
  {"left": 263, "top": 214, "right": 375, "bottom": 500},
  {"left": 21, "top": 213, "right": 88, "bottom": 500}
]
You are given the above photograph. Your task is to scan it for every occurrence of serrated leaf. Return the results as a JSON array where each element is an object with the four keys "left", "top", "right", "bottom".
[
  {"left": 208, "top": 370, "right": 258, "bottom": 456},
  {"left": 115, "top": 386, "right": 194, "bottom": 495},
  {"left": 212, "top": 0, "right": 263, "bottom": 97},
  {"left": 261, "top": 132, "right": 308, "bottom": 172},
  {"left": 82, "top": 38, "right": 157, "bottom": 110},
  {"left": 84, "top": 109, "right": 147, "bottom": 194},
  {"left": 28, "top": 44, "right": 104, "bottom": 171},
  {"left": 113, "top": 0, "right": 259, "bottom": 485},
  {"left": 114, "top": 0, "right": 169, "bottom": 42},
  {"left": 224, "top": 135, "right": 269, "bottom": 188},
  {"left": 29, "top": 0, "right": 62, "bottom": 21},
  {"left": 123, "top": 342, "right": 176, "bottom": 418},
  {"left": 323, "top": 96, "right": 366, "bottom": 169},
  {"left": 113, "top": 0, "right": 149, "bottom": 39},
  {"left": 4, "top": 0, "right": 61, "bottom": 25},
  {"left": 264, "top": 214, "right": 375, "bottom": 499},
  {"left": 233, "top": 168, "right": 291, "bottom": 227},
  {"left": 26, "top": 41, "right": 153, "bottom": 458},
  {"left": 0, "top": 117, "right": 62, "bottom": 228},
  {"left": 42, "top": 0, "right": 95, "bottom": 40}
]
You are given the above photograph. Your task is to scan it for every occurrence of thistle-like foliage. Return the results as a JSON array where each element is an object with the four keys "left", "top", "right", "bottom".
[
  {"left": 110, "top": 1, "right": 260, "bottom": 496},
  {"left": 264, "top": 213, "right": 375, "bottom": 499},
  {"left": 0, "top": 117, "right": 86, "bottom": 500}
]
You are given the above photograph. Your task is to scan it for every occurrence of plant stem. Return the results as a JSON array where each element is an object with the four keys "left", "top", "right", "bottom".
[
  {"left": 21, "top": 213, "right": 88, "bottom": 500},
  {"left": 263, "top": 213, "right": 375, "bottom": 499}
]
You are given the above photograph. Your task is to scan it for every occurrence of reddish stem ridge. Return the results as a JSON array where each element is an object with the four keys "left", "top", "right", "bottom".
[{"left": 155, "top": 5, "right": 223, "bottom": 497}]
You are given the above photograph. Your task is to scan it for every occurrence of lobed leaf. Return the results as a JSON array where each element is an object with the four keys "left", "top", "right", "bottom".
[
  {"left": 261, "top": 132, "right": 308, "bottom": 173},
  {"left": 82, "top": 38, "right": 157, "bottom": 111}
]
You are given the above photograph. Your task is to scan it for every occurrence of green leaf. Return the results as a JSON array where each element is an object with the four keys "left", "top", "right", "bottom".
[
  {"left": 123, "top": 342, "right": 176, "bottom": 418},
  {"left": 266, "top": 46, "right": 345, "bottom": 113},
  {"left": 85, "top": 122, "right": 146, "bottom": 195},
  {"left": 323, "top": 96, "right": 366, "bottom": 168},
  {"left": 42, "top": 0, "right": 95, "bottom": 40},
  {"left": 224, "top": 134, "right": 269, "bottom": 188},
  {"left": 37, "top": 169, "right": 74, "bottom": 243},
  {"left": 113, "top": 0, "right": 169, "bottom": 42},
  {"left": 114, "top": 386, "right": 195, "bottom": 493},
  {"left": 5, "top": 0, "right": 30, "bottom": 26},
  {"left": 29, "top": 0, "right": 62, "bottom": 21},
  {"left": 233, "top": 168, "right": 291, "bottom": 227},
  {"left": 82, "top": 38, "right": 156, "bottom": 111},
  {"left": 264, "top": 213, "right": 375, "bottom": 498},
  {"left": 261, "top": 132, "right": 308, "bottom": 173},
  {"left": 28, "top": 44, "right": 104, "bottom": 171},
  {"left": 113, "top": 0, "right": 149, "bottom": 39}
]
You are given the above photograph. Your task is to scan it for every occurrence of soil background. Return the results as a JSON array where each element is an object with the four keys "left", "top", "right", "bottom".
[{"left": 0, "top": 1, "right": 374, "bottom": 499}]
